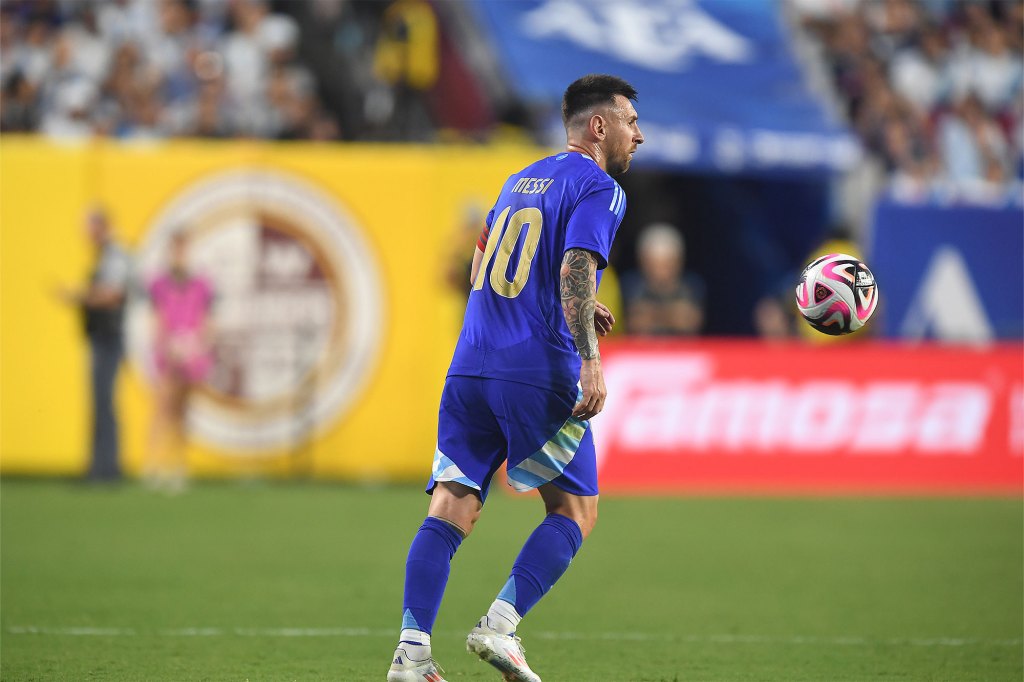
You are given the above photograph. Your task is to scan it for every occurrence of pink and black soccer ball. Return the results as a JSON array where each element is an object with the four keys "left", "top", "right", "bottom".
[{"left": 795, "top": 253, "right": 878, "bottom": 335}]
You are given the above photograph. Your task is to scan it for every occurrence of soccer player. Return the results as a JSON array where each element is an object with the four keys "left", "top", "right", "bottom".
[{"left": 387, "top": 74, "right": 644, "bottom": 682}]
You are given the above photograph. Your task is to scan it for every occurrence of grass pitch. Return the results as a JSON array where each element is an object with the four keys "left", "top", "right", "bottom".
[{"left": 1, "top": 479, "right": 1021, "bottom": 681}]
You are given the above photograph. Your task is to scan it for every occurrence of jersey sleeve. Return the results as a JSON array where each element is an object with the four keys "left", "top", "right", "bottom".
[
  {"left": 477, "top": 207, "right": 496, "bottom": 251},
  {"left": 564, "top": 179, "right": 625, "bottom": 269}
]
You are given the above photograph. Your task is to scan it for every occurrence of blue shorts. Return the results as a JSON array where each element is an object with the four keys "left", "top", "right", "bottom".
[{"left": 427, "top": 376, "right": 598, "bottom": 502}]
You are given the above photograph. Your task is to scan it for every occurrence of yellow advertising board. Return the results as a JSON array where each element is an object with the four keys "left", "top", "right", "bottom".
[{"left": 0, "top": 137, "right": 545, "bottom": 480}]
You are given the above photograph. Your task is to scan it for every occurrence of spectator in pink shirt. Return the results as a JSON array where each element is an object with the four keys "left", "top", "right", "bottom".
[{"left": 145, "top": 229, "right": 214, "bottom": 493}]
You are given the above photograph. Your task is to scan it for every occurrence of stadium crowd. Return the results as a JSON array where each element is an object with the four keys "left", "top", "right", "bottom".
[
  {"left": 792, "top": 0, "right": 1023, "bottom": 201},
  {"left": 0, "top": 0, "right": 469, "bottom": 140},
  {"left": 4, "top": 0, "right": 1020, "bottom": 195}
]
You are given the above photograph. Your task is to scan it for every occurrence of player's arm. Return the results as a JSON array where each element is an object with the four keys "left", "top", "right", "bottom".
[{"left": 561, "top": 248, "right": 607, "bottom": 420}]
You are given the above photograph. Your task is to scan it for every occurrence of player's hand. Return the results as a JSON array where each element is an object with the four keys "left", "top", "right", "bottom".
[
  {"left": 594, "top": 301, "right": 615, "bottom": 336},
  {"left": 573, "top": 357, "right": 607, "bottom": 421}
]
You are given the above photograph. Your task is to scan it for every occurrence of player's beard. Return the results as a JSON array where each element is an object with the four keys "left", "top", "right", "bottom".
[{"left": 608, "top": 151, "right": 631, "bottom": 176}]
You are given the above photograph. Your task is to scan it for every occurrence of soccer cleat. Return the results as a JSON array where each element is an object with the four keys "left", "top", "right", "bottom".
[
  {"left": 386, "top": 646, "right": 447, "bottom": 682},
  {"left": 466, "top": 619, "right": 542, "bottom": 682}
]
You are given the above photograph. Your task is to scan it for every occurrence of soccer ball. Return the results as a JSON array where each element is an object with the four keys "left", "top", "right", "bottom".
[{"left": 795, "top": 253, "right": 878, "bottom": 335}]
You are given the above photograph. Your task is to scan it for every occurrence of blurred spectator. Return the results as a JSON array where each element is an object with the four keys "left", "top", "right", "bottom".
[
  {"left": 621, "top": 223, "right": 705, "bottom": 337},
  {"left": 370, "top": 0, "right": 439, "bottom": 140},
  {"left": 882, "top": 115, "right": 941, "bottom": 198},
  {"left": 823, "top": 13, "right": 874, "bottom": 120},
  {"left": 173, "top": 52, "right": 232, "bottom": 137},
  {"left": 938, "top": 94, "right": 1011, "bottom": 181},
  {"left": 97, "top": 0, "right": 160, "bottom": 47},
  {"left": 148, "top": 0, "right": 202, "bottom": 126},
  {"left": 41, "top": 77, "right": 100, "bottom": 138},
  {"left": 221, "top": 0, "right": 272, "bottom": 134},
  {"left": 145, "top": 230, "right": 214, "bottom": 494},
  {"left": 98, "top": 40, "right": 156, "bottom": 136},
  {"left": 889, "top": 25, "right": 952, "bottom": 113},
  {"left": 37, "top": 23, "right": 103, "bottom": 137},
  {"left": 753, "top": 292, "right": 798, "bottom": 341},
  {"left": 54, "top": 208, "right": 132, "bottom": 482},
  {"left": 62, "top": 5, "right": 112, "bottom": 85},
  {"left": 863, "top": 0, "right": 921, "bottom": 61},
  {"left": 1, "top": 72, "right": 38, "bottom": 131},
  {"left": 2, "top": 8, "right": 57, "bottom": 91}
]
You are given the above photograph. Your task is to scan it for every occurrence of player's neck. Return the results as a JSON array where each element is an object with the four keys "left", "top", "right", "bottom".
[{"left": 565, "top": 143, "right": 603, "bottom": 170}]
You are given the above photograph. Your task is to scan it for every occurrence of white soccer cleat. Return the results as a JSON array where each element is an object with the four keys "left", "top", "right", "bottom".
[
  {"left": 466, "top": 619, "right": 542, "bottom": 682},
  {"left": 386, "top": 646, "right": 447, "bottom": 682}
]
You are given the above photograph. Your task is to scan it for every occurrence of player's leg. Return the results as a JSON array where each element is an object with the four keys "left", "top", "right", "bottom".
[
  {"left": 402, "top": 481, "right": 481, "bottom": 641},
  {"left": 485, "top": 485, "right": 596, "bottom": 632},
  {"left": 538, "top": 483, "right": 598, "bottom": 536},
  {"left": 389, "top": 378, "right": 504, "bottom": 682},
  {"left": 468, "top": 384, "right": 599, "bottom": 682},
  {"left": 389, "top": 483, "right": 480, "bottom": 682},
  {"left": 426, "top": 480, "right": 483, "bottom": 532},
  {"left": 467, "top": 488, "right": 594, "bottom": 682}
]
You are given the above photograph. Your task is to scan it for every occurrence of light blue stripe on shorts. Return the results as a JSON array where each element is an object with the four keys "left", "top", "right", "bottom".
[
  {"left": 431, "top": 449, "right": 481, "bottom": 491},
  {"left": 506, "top": 417, "right": 587, "bottom": 493}
]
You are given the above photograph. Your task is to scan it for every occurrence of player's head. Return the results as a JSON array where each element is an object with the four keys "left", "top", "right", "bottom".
[{"left": 562, "top": 74, "right": 643, "bottom": 176}]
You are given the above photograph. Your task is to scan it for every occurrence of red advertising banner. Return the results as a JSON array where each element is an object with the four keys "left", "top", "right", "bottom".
[{"left": 593, "top": 341, "right": 1023, "bottom": 494}]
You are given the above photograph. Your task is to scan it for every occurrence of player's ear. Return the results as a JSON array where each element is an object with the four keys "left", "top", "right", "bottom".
[{"left": 590, "top": 113, "right": 606, "bottom": 140}]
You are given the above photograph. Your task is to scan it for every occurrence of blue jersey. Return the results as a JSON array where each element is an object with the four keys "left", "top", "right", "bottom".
[{"left": 448, "top": 152, "right": 626, "bottom": 391}]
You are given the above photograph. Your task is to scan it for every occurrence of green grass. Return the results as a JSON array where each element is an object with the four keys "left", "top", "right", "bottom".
[{"left": 1, "top": 480, "right": 1021, "bottom": 681}]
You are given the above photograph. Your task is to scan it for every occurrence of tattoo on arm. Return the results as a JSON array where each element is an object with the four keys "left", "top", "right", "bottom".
[{"left": 560, "top": 248, "right": 599, "bottom": 360}]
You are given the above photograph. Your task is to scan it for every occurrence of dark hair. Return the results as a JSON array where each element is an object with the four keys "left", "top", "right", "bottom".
[{"left": 561, "top": 74, "right": 638, "bottom": 125}]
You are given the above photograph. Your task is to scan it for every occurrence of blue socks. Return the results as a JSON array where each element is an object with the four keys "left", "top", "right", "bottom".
[
  {"left": 401, "top": 517, "right": 464, "bottom": 638},
  {"left": 487, "top": 513, "right": 584, "bottom": 632},
  {"left": 399, "top": 513, "right": 584, "bottom": 644}
]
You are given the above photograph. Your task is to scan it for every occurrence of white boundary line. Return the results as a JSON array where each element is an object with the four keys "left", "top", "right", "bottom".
[{"left": 6, "top": 626, "right": 1021, "bottom": 647}]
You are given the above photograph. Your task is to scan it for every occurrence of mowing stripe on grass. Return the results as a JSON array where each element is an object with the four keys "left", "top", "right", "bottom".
[{"left": 7, "top": 626, "right": 1020, "bottom": 648}]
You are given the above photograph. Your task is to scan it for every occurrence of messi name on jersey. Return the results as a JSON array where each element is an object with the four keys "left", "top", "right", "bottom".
[{"left": 511, "top": 177, "right": 555, "bottom": 195}]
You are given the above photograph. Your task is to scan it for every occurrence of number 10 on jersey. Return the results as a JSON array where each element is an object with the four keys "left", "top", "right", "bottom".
[{"left": 473, "top": 206, "right": 544, "bottom": 299}]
